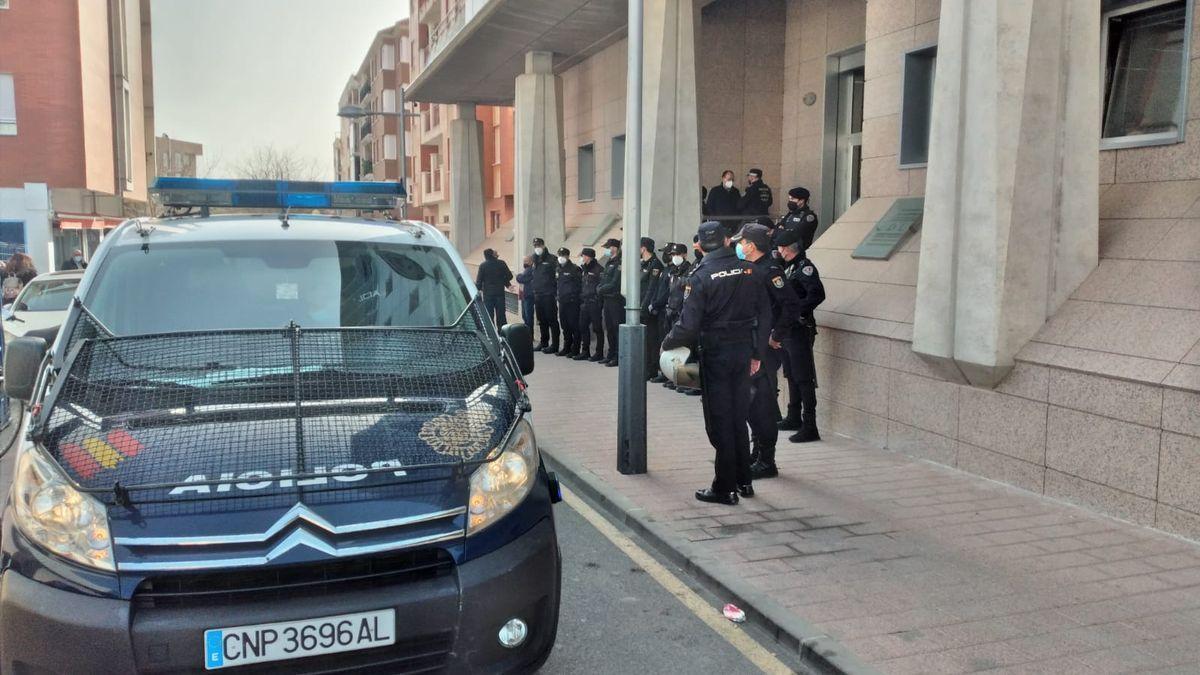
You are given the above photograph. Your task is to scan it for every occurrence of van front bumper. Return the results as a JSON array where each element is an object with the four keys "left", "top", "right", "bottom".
[{"left": 0, "top": 517, "right": 560, "bottom": 674}]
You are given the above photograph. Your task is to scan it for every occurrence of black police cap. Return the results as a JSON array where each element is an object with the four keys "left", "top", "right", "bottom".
[
  {"left": 788, "top": 187, "right": 810, "bottom": 201},
  {"left": 602, "top": 238, "right": 621, "bottom": 248},
  {"left": 748, "top": 168, "right": 763, "bottom": 178},
  {"left": 557, "top": 247, "right": 570, "bottom": 256},
  {"left": 774, "top": 227, "right": 803, "bottom": 248},
  {"left": 733, "top": 222, "right": 772, "bottom": 251},
  {"left": 640, "top": 236, "right": 655, "bottom": 251},
  {"left": 696, "top": 221, "right": 726, "bottom": 251},
  {"left": 581, "top": 247, "right": 596, "bottom": 258},
  {"left": 532, "top": 237, "right": 545, "bottom": 246}
]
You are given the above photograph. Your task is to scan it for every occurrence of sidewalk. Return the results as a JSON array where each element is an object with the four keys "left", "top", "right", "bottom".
[{"left": 526, "top": 352, "right": 1200, "bottom": 674}]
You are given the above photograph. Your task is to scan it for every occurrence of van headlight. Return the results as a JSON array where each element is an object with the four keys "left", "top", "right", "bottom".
[
  {"left": 468, "top": 418, "right": 539, "bottom": 535},
  {"left": 12, "top": 447, "right": 115, "bottom": 572}
]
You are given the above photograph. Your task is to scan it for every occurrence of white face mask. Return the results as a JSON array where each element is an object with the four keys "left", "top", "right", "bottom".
[
  {"left": 73, "top": 256, "right": 83, "bottom": 263},
  {"left": 534, "top": 247, "right": 545, "bottom": 256},
  {"left": 557, "top": 256, "right": 567, "bottom": 266},
  {"left": 723, "top": 180, "right": 733, "bottom": 190},
  {"left": 671, "top": 255, "right": 684, "bottom": 266},
  {"left": 601, "top": 248, "right": 612, "bottom": 258}
]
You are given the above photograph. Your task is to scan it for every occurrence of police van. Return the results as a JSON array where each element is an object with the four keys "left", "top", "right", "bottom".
[{"left": 0, "top": 179, "right": 561, "bottom": 673}]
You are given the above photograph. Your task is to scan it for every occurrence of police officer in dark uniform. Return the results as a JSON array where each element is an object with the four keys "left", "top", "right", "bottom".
[
  {"left": 738, "top": 168, "right": 773, "bottom": 217},
  {"left": 555, "top": 247, "right": 582, "bottom": 357},
  {"left": 662, "top": 243, "right": 698, "bottom": 393},
  {"left": 662, "top": 221, "right": 772, "bottom": 505},
  {"left": 775, "top": 228, "right": 825, "bottom": 444},
  {"left": 649, "top": 242, "right": 677, "bottom": 384},
  {"left": 639, "top": 237, "right": 666, "bottom": 381},
  {"left": 731, "top": 223, "right": 803, "bottom": 479},
  {"left": 596, "top": 238, "right": 624, "bottom": 367},
  {"left": 574, "top": 247, "right": 606, "bottom": 361},
  {"left": 774, "top": 187, "right": 819, "bottom": 253},
  {"left": 530, "top": 238, "right": 560, "bottom": 353}
]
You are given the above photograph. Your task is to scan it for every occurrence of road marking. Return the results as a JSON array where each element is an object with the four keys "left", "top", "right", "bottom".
[{"left": 561, "top": 487, "right": 793, "bottom": 675}]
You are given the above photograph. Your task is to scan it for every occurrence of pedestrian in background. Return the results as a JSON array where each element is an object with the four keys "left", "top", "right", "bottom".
[
  {"left": 575, "top": 247, "right": 606, "bottom": 361},
  {"left": 475, "top": 248, "right": 514, "bottom": 329},
  {"left": 62, "top": 248, "right": 88, "bottom": 270},
  {"left": 639, "top": 237, "right": 666, "bottom": 381},
  {"left": 738, "top": 168, "right": 773, "bottom": 218},
  {"left": 775, "top": 228, "right": 826, "bottom": 445},
  {"left": 706, "top": 170, "right": 741, "bottom": 235},
  {"left": 3, "top": 253, "right": 37, "bottom": 305},
  {"left": 530, "top": 237, "right": 560, "bottom": 353},
  {"left": 661, "top": 221, "right": 772, "bottom": 505},
  {"left": 516, "top": 255, "right": 535, "bottom": 330},
  {"left": 596, "top": 238, "right": 624, "bottom": 367},
  {"left": 555, "top": 247, "right": 582, "bottom": 357}
]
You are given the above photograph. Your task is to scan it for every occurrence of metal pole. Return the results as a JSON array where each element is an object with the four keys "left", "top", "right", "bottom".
[
  {"left": 397, "top": 87, "right": 409, "bottom": 219},
  {"left": 617, "top": 0, "right": 646, "bottom": 475}
]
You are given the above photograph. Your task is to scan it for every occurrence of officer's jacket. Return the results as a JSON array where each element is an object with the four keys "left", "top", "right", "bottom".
[
  {"left": 738, "top": 181, "right": 773, "bottom": 216},
  {"left": 784, "top": 256, "right": 826, "bottom": 322},
  {"left": 580, "top": 259, "right": 605, "bottom": 301},
  {"left": 777, "top": 206, "right": 819, "bottom": 253},
  {"left": 556, "top": 260, "right": 583, "bottom": 302},
  {"left": 530, "top": 251, "right": 558, "bottom": 296},
  {"left": 666, "top": 260, "right": 693, "bottom": 315},
  {"left": 639, "top": 255, "right": 666, "bottom": 311},
  {"left": 751, "top": 254, "right": 802, "bottom": 343},
  {"left": 661, "top": 247, "right": 771, "bottom": 359},
  {"left": 597, "top": 253, "right": 624, "bottom": 300}
]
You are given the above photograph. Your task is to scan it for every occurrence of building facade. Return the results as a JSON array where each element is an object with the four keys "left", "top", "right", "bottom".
[
  {"left": 335, "top": 13, "right": 515, "bottom": 253},
  {"left": 155, "top": 134, "right": 204, "bottom": 178},
  {"left": 0, "top": 0, "right": 156, "bottom": 271},
  {"left": 408, "top": 0, "right": 1200, "bottom": 541}
]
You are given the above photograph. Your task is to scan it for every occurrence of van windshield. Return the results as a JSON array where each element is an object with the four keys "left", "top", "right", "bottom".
[{"left": 85, "top": 240, "right": 471, "bottom": 335}]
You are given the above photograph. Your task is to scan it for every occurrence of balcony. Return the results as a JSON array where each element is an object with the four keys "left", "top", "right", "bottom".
[
  {"left": 418, "top": 0, "right": 441, "bottom": 25},
  {"left": 361, "top": 158, "right": 375, "bottom": 178},
  {"left": 359, "top": 117, "right": 373, "bottom": 140},
  {"left": 427, "top": 0, "right": 466, "bottom": 64},
  {"left": 359, "top": 78, "right": 372, "bottom": 100}
]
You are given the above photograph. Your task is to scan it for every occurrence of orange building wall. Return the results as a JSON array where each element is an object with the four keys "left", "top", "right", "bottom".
[{"left": 479, "top": 105, "right": 514, "bottom": 229}]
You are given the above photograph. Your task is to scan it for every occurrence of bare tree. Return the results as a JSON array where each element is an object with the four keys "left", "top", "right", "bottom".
[{"left": 232, "top": 145, "right": 321, "bottom": 181}]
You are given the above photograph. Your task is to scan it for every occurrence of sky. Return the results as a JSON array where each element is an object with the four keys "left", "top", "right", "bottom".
[{"left": 151, "top": 0, "right": 407, "bottom": 180}]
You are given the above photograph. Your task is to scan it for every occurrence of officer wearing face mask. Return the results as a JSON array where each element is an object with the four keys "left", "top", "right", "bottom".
[
  {"left": 774, "top": 228, "right": 826, "bottom": 447},
  {"left": 530, "top": 237, "right": 560, "bottom": 353},
  {"left": 639, "top": 237, "right": 666, "bottom": 381},
  {"left": 738, "top": 169, "right": 773, "bottom": 218},
  {"left": 555, "top": 247, "right": 583, "bottom": 357},
  {"left": 575, "top": 248, "right": 606, "bottom": 361},
  {"left": 649, "top": 243, "right": 677, "bottom": 384},
  {"left": 596, "top": 238, "right": 624, "bottom": 366},
  {"left": 776, "top": 187, "right": 818, "bottom": 253},
  {"left": 662, "top": 243, "right": 696, "bottom": 393}
]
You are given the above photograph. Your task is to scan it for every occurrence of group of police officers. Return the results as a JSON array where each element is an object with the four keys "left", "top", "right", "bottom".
[{"left": 520, "top": 174, "right": 825, "bottom": 506}]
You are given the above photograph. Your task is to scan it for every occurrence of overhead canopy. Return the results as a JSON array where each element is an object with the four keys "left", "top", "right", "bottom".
[{"left": 406, "top": 0, "right": 627, "bottom": 105}]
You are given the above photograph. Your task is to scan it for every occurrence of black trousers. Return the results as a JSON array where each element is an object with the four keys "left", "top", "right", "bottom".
[
  {"left": 579, "top": 299, "right": 604, "bottom": 356},
  {"left": 783, "top": 325, "right": 818, "bottom": 431},
  {"left": 748, "top": 348, "right": 783, "bottom": 464},
  {"left": 699, "top": 340, "right": 754, "bottom": 493},
  {"left": 602, "top": 296, "right": 622, "bottom": 360},
  {"left": 534, "top": 294, "right": 559, "bottom": 348},
  {"left": 558, "top": 299, "right": 580, "bottom": 353},
  {"left": 483, "top": 294, "right": 507, "bottom": 329},
  {"left": 641, "top": 310, "right": 662, "bottom": 377}
]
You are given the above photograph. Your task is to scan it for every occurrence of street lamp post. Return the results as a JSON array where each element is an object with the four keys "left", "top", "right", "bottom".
[
  {"left": 338, "top": 86, "right": 421, "bottom": 218},
  {"left": 617, "top": 0, "right": 646, "bottom": 475}
]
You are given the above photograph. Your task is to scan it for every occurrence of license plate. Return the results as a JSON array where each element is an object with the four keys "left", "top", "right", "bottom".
[{"left": 203, "top": 609, "right": 395, "bottom": 670}]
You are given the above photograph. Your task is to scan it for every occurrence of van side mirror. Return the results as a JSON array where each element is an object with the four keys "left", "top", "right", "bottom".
[
  {"left": 4, "top": 336, "right": 47, "bottom": 402},
  {"left": 500, "top": 323, "right": 534, "bottom": 376}
]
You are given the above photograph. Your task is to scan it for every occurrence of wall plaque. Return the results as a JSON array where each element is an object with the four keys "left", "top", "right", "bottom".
[{"left": 851, "top": 197, "right": 924, "bottom": 260}]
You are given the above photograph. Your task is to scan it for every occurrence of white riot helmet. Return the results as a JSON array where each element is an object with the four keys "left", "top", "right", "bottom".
[{"left": 659, "top": 346, "right": 701, "bottom": 390}]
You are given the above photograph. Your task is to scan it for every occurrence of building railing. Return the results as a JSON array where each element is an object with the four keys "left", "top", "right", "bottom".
[{"left": 428, "top": 0, "right": 466, "bottom": 62}]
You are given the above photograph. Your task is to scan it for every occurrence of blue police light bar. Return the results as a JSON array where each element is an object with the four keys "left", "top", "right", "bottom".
[{"left": 151, "top": 178, "right": 406, "bottom": 211}]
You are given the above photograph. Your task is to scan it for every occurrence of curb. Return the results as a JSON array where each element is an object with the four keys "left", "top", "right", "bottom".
[{"left": 542, "top": 450, "right": 880, "bottom": 675}]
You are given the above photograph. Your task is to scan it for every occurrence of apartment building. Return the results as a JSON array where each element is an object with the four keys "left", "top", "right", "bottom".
[
  {"left": 155, "top": 134, "right": 204, "bottom": 178},
  {"left": 407, "top": 0, "right": 1200, "bottom": 542},
  {"left": 0, "top": 0, "right": 156, "bottom": 271},
  {"left": 335, "top": 12, "right": 515, "bottom": 254}
]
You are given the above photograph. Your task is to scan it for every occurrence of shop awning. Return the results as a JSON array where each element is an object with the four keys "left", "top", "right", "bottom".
[{"left": 55, "top": 214, "right": 127, "bottom": 230}]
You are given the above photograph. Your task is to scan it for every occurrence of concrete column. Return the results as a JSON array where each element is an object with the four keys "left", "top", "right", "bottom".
[
  {"left": 912, "top": 0, "right": 1099, "bottom": 387},
  {"left": 449, "top": 103, "right": 486, "bottom": 254},
  {"left": 638, "top": 0, "right": 702, "bottom": 245},
  {"left": 514, "top": 51, "right": 565, "bottom": 262}
]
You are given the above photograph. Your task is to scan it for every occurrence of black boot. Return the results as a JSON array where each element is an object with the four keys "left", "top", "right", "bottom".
[
  {"left": 664, "top": 381, "right": 677, "bottom": 390},
  {"left": 556, "top": 345, "right": 571, "bottom": 356},
  {"left": 650, "top": 374, "right": 668, "bottom": 384},
  {"left": 750, "top": 461, "right": 779, "bottom": 479},
  {"left": 695, "top": 488, "right": 738, "bottom": 505},
  {"left": 789, "top": 427, "right": 821, "bottom": 443},
  {"left": 778, "top": 413, "right": 802, "bottom": 431},
  {"left": 737, "top": 484, "right": 755, "bottom": 498},
  {"left": 572, "top": 351, "right": 591, "bottom": 361},
  {"left": 589, "top": 353, "right": 607, "bottom": 362}
]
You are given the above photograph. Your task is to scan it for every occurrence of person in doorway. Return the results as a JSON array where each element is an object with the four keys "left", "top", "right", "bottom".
[
  {"left": 555, "top": 247, "right": 583, "bottom": 357},
  {"left": 530, "top": 238, "right": 560, "bottom": 353},
  {"left": 732, "top": 223, "right": 802, "bottom": 479},
  {"left": 62, "top": 249, "right": 88, "bottom": 270},
  {"left": 575, "top": 248, "right": 606, "bottom": 361},
  {"left": 738, "top": 168, "right": 773, "bottom": 218},
  {"left": 596, "top": 238, "right": 624, "bottom": 367},
  {"left": 774, "top": 228, "right": 826, "bottom": 444},
  {"left": 515, "top": 255, "right": 536, "bottom": 330},
  {"left": 661, "top": 221, "right": 771, "bottom": 505},
  {"left": 705, "top": 170, "right": 742, "bottom": 235},
  {"left": 475, "top": 248, "right": 514, "bottom": 329},
  {"left": 775, "top": 187, "right": 819, "bottom": 253}
]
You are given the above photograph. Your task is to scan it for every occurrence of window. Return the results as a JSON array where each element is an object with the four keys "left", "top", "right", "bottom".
[
  {"left": 577, "top": 143, "right": 595, "bottom": 201},
  {"left": 1101, "top": 0, "right": 1191, "bottom": 148},
  {"left": 899, "top": 46, "right": 936, "bottom": 167},
  {"left": 0, "top": 221, "right": 25, "bottom": 258},
  {"left": 493, "top": 164, "right": 502, "bottom": 197},
  {"left": 0, "top": 1, "right": 10, "bottom": 10},
  {"left": 611, "top": 135, "right": 626, "bottom": 199},
  {"left": 493, "top": 126, "right": 502, "bottom": 165},
  {"left": 0, "top": 74, "right": 15, "bottom": 135}
]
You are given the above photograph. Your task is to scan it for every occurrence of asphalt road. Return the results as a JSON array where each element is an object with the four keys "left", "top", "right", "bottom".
[{"left": 540, "top": 494, "right": 800, "bottom": 674}]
